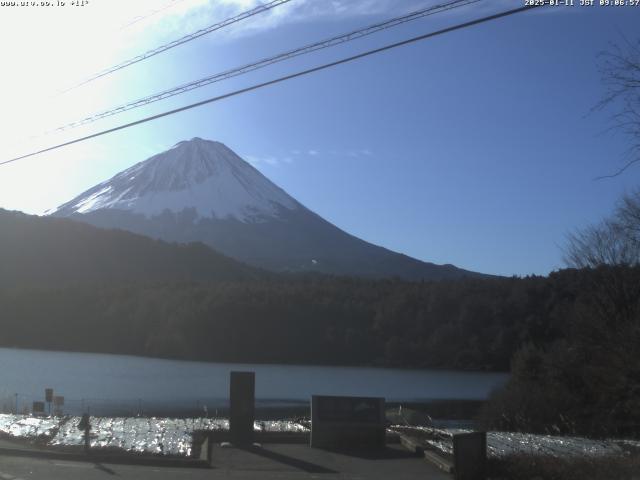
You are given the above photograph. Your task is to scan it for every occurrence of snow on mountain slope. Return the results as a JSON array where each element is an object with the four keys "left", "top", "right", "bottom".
[{"left": 51, "top": 138, "right": 299, "bottom": 221}]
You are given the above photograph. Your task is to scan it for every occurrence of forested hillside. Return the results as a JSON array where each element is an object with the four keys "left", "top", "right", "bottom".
[{"left": 3, "top": 267, "right": 634, "bottom": 373}]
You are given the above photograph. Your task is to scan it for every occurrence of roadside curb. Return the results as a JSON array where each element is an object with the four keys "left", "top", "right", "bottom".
[
  {"left": 0, "top": 446, "right": 210, "bottom": 469},
  {"left": 397, "top": 433, "right": 454, "bottom": 474}
]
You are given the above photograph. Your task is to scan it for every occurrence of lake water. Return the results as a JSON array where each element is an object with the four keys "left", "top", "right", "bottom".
[{"left": 0, "top": 348, "right": 508, "bottom": 416}]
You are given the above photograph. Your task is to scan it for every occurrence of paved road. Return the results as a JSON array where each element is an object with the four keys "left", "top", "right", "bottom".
[{"left": 0, "top": 443, "right": 451, "bottom": 479}]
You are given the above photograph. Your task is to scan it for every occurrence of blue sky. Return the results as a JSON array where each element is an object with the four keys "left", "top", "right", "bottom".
[{"left": 0, "top": 0, "right": 639, "bottom": 276}]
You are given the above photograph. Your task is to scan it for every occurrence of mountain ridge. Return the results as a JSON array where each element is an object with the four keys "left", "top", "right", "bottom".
[
  {"left": 51, "top": 138, "right": 485, "bottom": 280},
  {"left": 0, "top": 208, "right": 262, "bottom": 287}
]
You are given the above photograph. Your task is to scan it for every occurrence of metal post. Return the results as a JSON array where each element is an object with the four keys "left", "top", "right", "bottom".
[{"left": 78, "top": 414, "right": 91, "bottom": 454}]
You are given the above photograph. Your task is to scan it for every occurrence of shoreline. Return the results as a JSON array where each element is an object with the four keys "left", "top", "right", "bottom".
[{"left": 0, "top": 346, "right": 510, "bottom": 374}]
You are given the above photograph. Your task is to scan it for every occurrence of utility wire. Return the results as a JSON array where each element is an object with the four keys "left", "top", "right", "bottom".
[
  {"left": 56, "top": 0, "right": 480, "bottom": 131},
  {"left": 1, "top": 3, "right": 544, "bottom": 168},
  {"left": 61, "top": 0, "right": 292, "bottom": 93}
]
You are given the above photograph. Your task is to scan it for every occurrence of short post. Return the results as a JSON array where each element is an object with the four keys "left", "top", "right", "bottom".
[
  {"left": 78, "top": 413, "right": 92, "bottom": 453},
  {"left": 229, "top": 371, "right": 255, "bottom": 446},
  {"left": 205, "top": 433, "right": 214, "bottom": 465},
  {"left": 453, "top": 431, "right": 487, "bottom": 480}
]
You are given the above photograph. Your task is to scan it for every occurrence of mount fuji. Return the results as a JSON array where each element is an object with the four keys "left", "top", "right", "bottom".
[{"left": 51, "top": 138, "right": 479, "bottom": 280}]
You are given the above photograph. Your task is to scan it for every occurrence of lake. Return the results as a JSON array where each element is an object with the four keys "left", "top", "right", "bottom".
[{"left": 0, "top": 348, "right": 508, "bottom": 416}]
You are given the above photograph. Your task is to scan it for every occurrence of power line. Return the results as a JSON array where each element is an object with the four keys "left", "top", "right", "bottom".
[
  {"left": 56, "top": 0, "right": 480, "bottom": 131},
  {"left": 61, "top": 0, "right": 292, "bottom": 93},
  {"left": 1, "top": 3, "right": 544, "bottom": 168}
]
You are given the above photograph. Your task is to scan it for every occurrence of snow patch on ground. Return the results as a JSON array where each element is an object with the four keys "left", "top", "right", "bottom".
[
  {"left": 393, "top": 426, "right": 640, "bottom": 458},
  {"left": 0, "top": 414, "right": 307, "bottom": 457}
]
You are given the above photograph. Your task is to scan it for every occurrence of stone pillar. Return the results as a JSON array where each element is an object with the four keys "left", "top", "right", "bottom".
[{"left": 230, "top": 371, "right": 255, "bottom": 446}]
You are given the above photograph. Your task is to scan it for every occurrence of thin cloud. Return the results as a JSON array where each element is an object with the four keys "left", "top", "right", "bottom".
[
  {"left": 143, "top": 0, "right": 430, "bottom": 40},
  {"left": 245, "top": 154, "right": 291, "bottom": 166},
  {"left": 288, "top": 148, "right": 374, "bottom": 159},
  {"left": 347, "top": 148, "right": 373, "bottom": 157},
  {"left": 246, "top": 149, "right": 330, "bottom": 166},
  {"left": 124, "top": 0, "right": 570, "bottom": 43},
  {"left": 120, "top": 0, "right": 545, "bottom": 56}
]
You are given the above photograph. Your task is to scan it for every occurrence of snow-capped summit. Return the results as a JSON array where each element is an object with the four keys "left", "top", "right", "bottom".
[
  {"left": 51, "top": 138, "right": 482, "bottom": 280},
  {"left": 52, "top": 138, "right": 298, "bottom": 221}
]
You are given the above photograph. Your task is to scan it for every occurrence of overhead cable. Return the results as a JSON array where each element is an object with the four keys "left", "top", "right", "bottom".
[
  {"left": 61, "top": 0, "right": 293, "bottom": 93},
  {"left": 56, "top": 0, "right": 481, "bottom": 131},
  {"left": 1, "top": 3, "right": 544, "bottom": 167}
]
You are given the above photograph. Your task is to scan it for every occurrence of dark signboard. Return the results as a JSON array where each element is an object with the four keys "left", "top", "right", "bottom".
[
  {"left": 45, "top": 388, "right": 53, "bottom": 403},
  {"left": 32, "top": 401, "right": 45, "bottom": 413},
  {"left": 316, "top": 396, "right": 382, "bottom": 424},
  {"left": 311, "top": 395, "right": 385, "bottom": 449}
]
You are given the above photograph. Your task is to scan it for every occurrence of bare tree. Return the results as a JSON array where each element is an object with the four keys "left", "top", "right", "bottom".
[
  {"left": 572, "top": 37, "right": 640, "bottom": 263},
  {"left": 618, "top": 189, "right": 640, "bottom": 237},
  {"left": 595, "top": 36, "right": 640, "bottom": 179},
  {"left": 565, "top": 190, "right": 640, "bottom": 268}
]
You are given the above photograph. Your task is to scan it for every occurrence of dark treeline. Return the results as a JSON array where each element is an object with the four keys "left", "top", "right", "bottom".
[
  {"left": 1, "top": 267, "right": 633, "bottom": 374},
  {"left": 480, "top": 265, "right": 640, "bottom": 437},
  {"left": 479, "top": 190, "right": 640, "bottom": 437}
]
